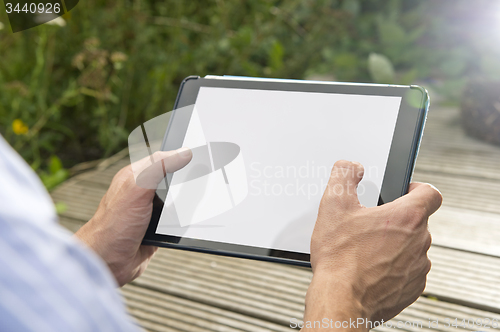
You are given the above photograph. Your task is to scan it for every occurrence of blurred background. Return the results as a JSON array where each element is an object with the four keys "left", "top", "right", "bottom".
[{"left": 1, "top": 0, "right": 500, "bottom": 190}]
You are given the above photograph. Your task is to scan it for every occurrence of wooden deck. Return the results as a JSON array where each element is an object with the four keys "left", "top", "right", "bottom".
[{"left": 51, "top": 106, "right": 500, "bottom": 331}]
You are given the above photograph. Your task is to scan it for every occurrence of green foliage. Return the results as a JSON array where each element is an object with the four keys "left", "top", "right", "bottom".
[
  {"left": 40, "top": 155, "right": 69, "bottom": 190},
  {"left": 368, "top": 53, "right": 395, "bottom": 84},
  {"left": 54, "top": 202, "right": 68, "bottom": 214},
  {"left": 0, "top": 0, "right": 499, "bottom": 190}
]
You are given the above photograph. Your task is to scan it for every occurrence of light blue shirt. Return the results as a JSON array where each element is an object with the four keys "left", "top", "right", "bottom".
[{"left": 0, "top": 135, "right": 140, "bottom": 332}]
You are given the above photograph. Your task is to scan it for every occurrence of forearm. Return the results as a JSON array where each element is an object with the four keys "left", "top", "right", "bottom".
[
  {"left": 74, "top": 216, "right": 112, "bottom": 261},
  {"left": 301, "top": 273, "right": 370, "bottom": 332},
  {"left": 74, "top": 217, "right": 146, "bottom": 287},
  {"left": 74, "top": 219, "right": 114, "bottom": 273}
]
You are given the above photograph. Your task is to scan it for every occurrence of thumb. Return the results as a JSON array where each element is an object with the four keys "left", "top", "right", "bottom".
[
  {"left": 134, "top": 148, "right": 192, "bottom": 189},
  {"left": 392, "top": 182, "right": 442, "bottom": 218},
  {"left": 323, "top": 160, "right": 364, "bottom": 210},
  {"left": 152, "top": 147, "right": 193, "bottom": 173}
]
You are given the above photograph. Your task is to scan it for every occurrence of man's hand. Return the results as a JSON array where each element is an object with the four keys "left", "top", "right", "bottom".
[
  {"left": 303, "top": 160, "right": 442, "bottom": 331},
  {"left": 75, "top": 148, "right": 192, "bottom": 286}
]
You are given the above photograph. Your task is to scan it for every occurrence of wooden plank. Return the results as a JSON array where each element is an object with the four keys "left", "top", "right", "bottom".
[
  {"left": 58, "top": 216, "right": 87, "bottom": 233},
  {"left": 130, "top": 245, "right": 500, "bottom": 323},
  {"left": 426, "top": 247, "right": 500, "bottom": 312},
  {"left": 126, "top": 280, "right": 500, "bottom": 332},
  {"left": 415, "top": 147, "right": 500, "bottom": 182},
  {"left": 416, "top": 107, "right": 500, "bottom": 179},
  {"left": 51, "top": 158, "right": 129, "bottom": 226},
  {"left": 415, "top": 106, "right": 500, "bottom": 181},
  {"left": 413, "top": 171, "right": 500, "bottom": 215},
  {"left": 374, "top": 296, "right": 500, "bottom": 332},
  {"left": 411, "top": 106, "right": 500, "bottom": 256},
  {"left": 128, "top": 246, "right": 500, "bottom": 330},
  {"left": 428, "top": 206, "right": 500, "bottom": 256},
  {"left": 76, "top": 159, "right": 130, "bottom": 187},
  {"left": 125, "top": 283, "right": 500, "bottom": 332},
  {"left": 51, "top": 180, "right": 106, "bottom": 221},
  {"left": 122, "top": 284, "right": 293, "bottom": 332}
]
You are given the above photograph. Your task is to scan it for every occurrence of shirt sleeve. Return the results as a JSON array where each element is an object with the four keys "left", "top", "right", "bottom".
[{"left": 0, "top": 135, "right": 141, "bottom": 332}]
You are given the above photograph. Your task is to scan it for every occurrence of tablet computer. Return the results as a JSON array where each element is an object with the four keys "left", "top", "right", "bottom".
[{"left": 140, "top": 75, "right": 429, "bottom": 267}]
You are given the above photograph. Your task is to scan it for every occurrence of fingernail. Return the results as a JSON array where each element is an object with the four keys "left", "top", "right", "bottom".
[{"left": 177, "top": 147, "right": 192, "bottom": 158}]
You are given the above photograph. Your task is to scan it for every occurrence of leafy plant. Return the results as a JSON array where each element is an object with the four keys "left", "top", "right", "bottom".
[
  {"left": 40, "top": 155, "right": 70, "bottom": 190},
  {"left": 368, "top": 53, "right": 395, "bottom": 84},
  {"left": 0, "top": 0, "right": 499, "bottom": 190}
]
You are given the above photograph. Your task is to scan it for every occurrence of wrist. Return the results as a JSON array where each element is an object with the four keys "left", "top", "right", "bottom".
[
  {"left": 75, "top": 217, "right": 104, "bottom": 256},
  {"left": 75, "top": 218, "right": 120, "bottom": 280},
  {"left": 302, "top": 273, "right": 371, "bottom": 332}
]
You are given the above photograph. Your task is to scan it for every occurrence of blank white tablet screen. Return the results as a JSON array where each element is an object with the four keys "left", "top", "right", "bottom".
[{"left": 157, "top": 86, "right": 401, "bottom": 254}]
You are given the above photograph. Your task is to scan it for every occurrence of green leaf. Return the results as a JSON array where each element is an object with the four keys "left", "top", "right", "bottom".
[
  {"left": 54, "top": 202, "right": 68, "bottom": 215},
  {"left": 368, "top": 53, "right": 395, "bottom": 84},
  {"left": 269, "top": 40, "right": 284, "bottom": 71},
  {"left": 48, "top": 155, "right": 63, "bottom": 174},
  {"left": 40, "top": 168, "right": 69, "bottom": 191}
]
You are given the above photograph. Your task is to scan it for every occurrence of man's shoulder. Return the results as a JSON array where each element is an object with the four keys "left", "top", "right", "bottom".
[{"left": 0, "top": 135, "right": 57, "bottom": 227}]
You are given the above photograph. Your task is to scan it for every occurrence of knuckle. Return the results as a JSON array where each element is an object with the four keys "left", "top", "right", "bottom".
[
  {"left": 422, "top": 257, "right": 432, "bottom": 275},
  {"left": 152, "top": 151, "right": 165, "bottom": 162},
  {"left": 110, "top": 167, "right": 133, "bottom": 187},
  {"left": 351, "top": 161, "right": 364, "bottom": 176},
  {"left": 424, "top": 232, "right": 432, "bottom": 251},
  {"left": 332, "top": 160, "right": 364, "bottom": 174},
  {"left": 422, "top": 183, "right": 443, "bottom": 206},
  {"left": 330, "top": 160, "right": 364, "bottom": 183},
  {"left": 425, "top": 182, "right": 442, "bottom": 196},
  {"left": 115, "top": 165, "right": 131, "bottom": 178},
  {"left": 426, "top": 258, "right": 432, "bottom": 274},
  {"left": 333, "top": 160, "right": 354, "bottom": 169},
  {"left": 433, "top": 188, "right": 443, "bottom": 206}
]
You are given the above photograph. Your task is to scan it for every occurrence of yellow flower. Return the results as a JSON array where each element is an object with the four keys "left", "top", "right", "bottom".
[{"left": 12, "top": 119, "right": 29, "bottom": 135}]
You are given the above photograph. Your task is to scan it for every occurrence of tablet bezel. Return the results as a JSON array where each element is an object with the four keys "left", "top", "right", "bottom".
[{"left": 142, "top": 76, "right": 429, "bottom": 267}]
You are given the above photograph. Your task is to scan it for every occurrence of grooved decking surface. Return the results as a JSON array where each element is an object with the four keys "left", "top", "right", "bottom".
[{"left": 51, "top": 106, "right": 500, "bottom": 331}]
